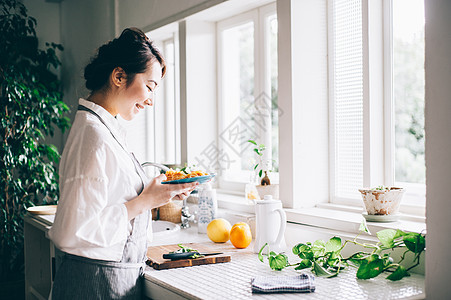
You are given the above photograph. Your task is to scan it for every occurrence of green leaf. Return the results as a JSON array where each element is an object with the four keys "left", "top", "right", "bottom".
[
  {"left": 312, "top": 240, "right": 326, "bottom": 257},
  {"left": 248, "top": 139, "right": 257, "bottom": 145},
  {"left": 258, "top": 169, "right": 263, "bottom": 178},
  {"left": 292, "top": 243, "right": 314, "bottom": 260},
  {"left": 312, "top": 261, "right": 333, "bottom": 277},
  {"left": 386, "top": 265, "right": 410, "bottom": 281},
  {"left": 403, "top": 233, "right": 426, "bottom": 254},
  {"left": 294, "top": 259, "right": 312, "bottom": 270},
  {"left": 359, "top": 219, "right": 371, "bottom": 234},
  {"left": 268, "top": 253, "right": 288, "bottom": 271},
  {"left": 356, "top": 257, "right": 385, "bottom": 279},
  {"left": 377, "top": 229, "right": 398, "bottom": 248},
  {"left": 258, "top": 243, "right": 268, "bottom": 263},
  {"left": 325, "top": 237, "right": 342, "bottom": 252}
]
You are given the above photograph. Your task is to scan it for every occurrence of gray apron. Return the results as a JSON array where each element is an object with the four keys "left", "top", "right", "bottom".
[{"left": 52, "top": 106, "right": 150, "bottom": 300}]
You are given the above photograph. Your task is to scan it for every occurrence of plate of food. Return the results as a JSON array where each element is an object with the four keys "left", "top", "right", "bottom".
[{"left": 162, "top": 169, "right": 215, "bottom": 184}]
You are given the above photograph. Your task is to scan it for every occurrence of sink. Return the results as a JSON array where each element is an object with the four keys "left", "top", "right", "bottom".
[{"left": 151, "top": 220, "right": 180, "bottom": 238}]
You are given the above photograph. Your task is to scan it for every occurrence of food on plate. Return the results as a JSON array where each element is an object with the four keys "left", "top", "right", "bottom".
[
  {"left": 207, "top": 218, "right": 232, "bottom": 243},
  {"left": 230, "top": 222, "right": 252, "bottom": 249},
  {"left": 163, "top": 168, "right": 208, "bottom": 182}
]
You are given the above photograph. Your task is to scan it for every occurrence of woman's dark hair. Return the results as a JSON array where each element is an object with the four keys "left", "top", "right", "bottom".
[{"left": 84, "top": 27, "right": 166, "bottom": 91}]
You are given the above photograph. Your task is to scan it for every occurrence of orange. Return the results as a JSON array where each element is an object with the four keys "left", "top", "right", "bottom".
[
  {"left": 207, "top": 218, "right": 232, "bottom": 243},
  {"left": 231, "top": 222, "right": 250, "bottom": 231},
  {"left": 229, "top": 223, "right": 252, "bottom": 249}
]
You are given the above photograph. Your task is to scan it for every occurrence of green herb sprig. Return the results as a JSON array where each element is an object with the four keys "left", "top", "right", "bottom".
[
  {"left": 248, "top": 139, "right": 266, "bottom": 178},
  {"left": 258, "top": 222, "right": 425, "bottom": 281}
]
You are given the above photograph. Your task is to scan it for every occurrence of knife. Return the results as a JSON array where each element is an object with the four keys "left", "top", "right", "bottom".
[{"left": 162, "top": 252, "right": 223, "bottom": 260}]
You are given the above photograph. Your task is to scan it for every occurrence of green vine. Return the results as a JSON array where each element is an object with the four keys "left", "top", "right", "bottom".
[{"left": 258, "top": 222, "right": 425, "bottom": 281}]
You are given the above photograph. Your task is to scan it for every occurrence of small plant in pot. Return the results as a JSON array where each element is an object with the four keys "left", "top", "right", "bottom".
[
  {"left": 359, "top": 186, "right": 405, "bottom": 221},
  {"left": 248, "top": 140, "right": 279, "bottom": 200}
]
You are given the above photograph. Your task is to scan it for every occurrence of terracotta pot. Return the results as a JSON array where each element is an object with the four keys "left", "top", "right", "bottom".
[
  {"left": 359, "top": 187, "right": 404, "bottom": 215},
  {"left": 256, "top": 184, "right": 279, "bottom": 200}
]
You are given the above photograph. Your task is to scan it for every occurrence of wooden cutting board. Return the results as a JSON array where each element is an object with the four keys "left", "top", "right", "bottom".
[{"left": 146, "top": 243, "right": 231, "bottom": 270}]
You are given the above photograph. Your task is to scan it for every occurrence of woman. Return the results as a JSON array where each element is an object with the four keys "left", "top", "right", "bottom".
[{"left": 48, "top": 28, "right": 197, "bottom": 299}]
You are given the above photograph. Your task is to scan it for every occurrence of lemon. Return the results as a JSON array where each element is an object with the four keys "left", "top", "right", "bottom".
[{"left": 207, "top": 218, "right": 232, "bottom": 243}]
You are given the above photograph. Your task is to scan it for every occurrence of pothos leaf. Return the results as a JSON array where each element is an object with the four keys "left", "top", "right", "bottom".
[
  {"left": 356, "top": 257, "right": 385, "bottom": 279},
  {"left": 292, "top": 243, "right": 314, "bottom": 260},
  {"left": 312, "top": 240, "right": 326, "bottom": 257},
  {"left": 312, "top": 261, "right": 334, "bottom": 277},
  {"left": 325, "top": 237, "right": 342, "bottom": 252},
  {"left": 403, "top": 233, "right": 426, "bottom": 254},
  {"left": 294, "top": 259, "right": 312, "bottom": 270},
  {"left": 377, "top": 229, "right": 398, "bottom": 248},
  {"left": 359, "top": 219, "right": 371, "bottom": 234},
  {"left": 386, "top": 265, "right": 410, "bottom": 281},
  {"left": 268, "top": 253, "right": 288, "bottom": 271}
]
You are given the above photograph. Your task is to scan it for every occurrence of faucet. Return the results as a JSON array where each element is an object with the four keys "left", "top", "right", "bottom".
[
  {"left": 141, "top": 162, "right": 170, "bottom": 173},
  {"left": 181, "top": 196, "right": 196, "bottom": 229}
]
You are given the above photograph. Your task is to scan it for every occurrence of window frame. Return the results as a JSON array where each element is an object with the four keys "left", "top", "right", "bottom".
[
  {"left": 328, "top": 0, "right": 425, "bottom": 214},
  {"left": 216, "top": 3, "right": 278, "bottom": 192}
]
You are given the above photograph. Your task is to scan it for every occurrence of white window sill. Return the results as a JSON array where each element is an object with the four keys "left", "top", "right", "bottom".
[{"left": 216, "top": 190, "right": 426, "bottom": 235}]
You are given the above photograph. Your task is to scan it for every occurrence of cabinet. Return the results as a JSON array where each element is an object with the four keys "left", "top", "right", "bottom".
[{"left": 24, "top": 215, "right": 54, "bottom": 300}]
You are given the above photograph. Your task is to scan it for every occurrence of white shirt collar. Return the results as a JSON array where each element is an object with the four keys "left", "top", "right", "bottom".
[{"left": 78, "top": 98, "right": 128, "bottom": 145}]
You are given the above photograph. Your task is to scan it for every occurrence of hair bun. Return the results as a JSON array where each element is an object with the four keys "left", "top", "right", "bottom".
[{"left": 83, "top": 27, "right": 166, "bottom": 92}]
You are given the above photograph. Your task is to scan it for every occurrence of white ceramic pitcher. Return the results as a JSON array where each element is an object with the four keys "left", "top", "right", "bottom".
[{"left": 253, "top": 195, "right": 287, "bottom": 253}]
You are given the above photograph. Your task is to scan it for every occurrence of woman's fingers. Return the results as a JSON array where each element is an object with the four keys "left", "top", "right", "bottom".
[{"left": 167, "top": 182, "right": 198, "bottom": 200}]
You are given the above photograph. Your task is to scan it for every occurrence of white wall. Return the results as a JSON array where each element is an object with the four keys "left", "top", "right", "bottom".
[
  {"left": 60, "top": 0, "right": 116, "bottom": 125},
  {"left": 425, "top": 0, "right": 451, "bottom": 298}
]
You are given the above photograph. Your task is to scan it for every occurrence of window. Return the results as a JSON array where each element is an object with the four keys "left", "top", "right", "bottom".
[
  {"left": 123, "top": 31, "right": 181, "bottom": 177},
  {"left": 330, "top": 0, "right": 364, "bottom": 201},
  {"left": 156, "top": 37, "right": 181, "bottom": 166},
  {"left": 329, "top": 0, "right": 425, "bottom": 208},
  {"left": 392, "top": 0, "right": 425, "bottom": 204},
  {"left": 217, "top": 4, "right": 278, "bottom": 189}
]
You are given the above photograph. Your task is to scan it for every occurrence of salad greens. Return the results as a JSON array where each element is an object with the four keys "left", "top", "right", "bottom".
[{"left": 258, "top": 222, "right": 425, "bottom": 281}]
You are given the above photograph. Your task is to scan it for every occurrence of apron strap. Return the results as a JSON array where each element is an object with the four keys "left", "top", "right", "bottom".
[{"left": 78, "top": 105, "right": 146, "bottom": 194}]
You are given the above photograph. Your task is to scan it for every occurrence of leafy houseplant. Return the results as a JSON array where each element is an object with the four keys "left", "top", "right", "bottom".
[
  {"left": 248, "top": 139, "right": 271, "bottom": 185},
  {"left": 0, "top": 0, "right": 69, "bottom": 288},
  {"left": 258, "top": 222, "right": 425, "bottom": 281}
]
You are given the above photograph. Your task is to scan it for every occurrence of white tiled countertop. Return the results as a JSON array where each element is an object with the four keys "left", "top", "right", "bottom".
[
  {"left": 144, "top": 225, "right": 425, "bottom": 300},
  {"left": 27, "top": 213, "right": 425, "bottom": 299}
]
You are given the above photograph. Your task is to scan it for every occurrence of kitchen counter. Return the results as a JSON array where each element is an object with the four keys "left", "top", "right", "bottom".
[
  {"left": 145, "top": 227, "right": 425, "bottom": 300},
  {"left": 25, "top": 213, "right": 425, "bottom": 300}
]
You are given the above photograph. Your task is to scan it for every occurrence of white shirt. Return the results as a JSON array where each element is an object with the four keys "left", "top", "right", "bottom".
[{"left": 49, "top": 98, "right": 147, "bottom": 261}]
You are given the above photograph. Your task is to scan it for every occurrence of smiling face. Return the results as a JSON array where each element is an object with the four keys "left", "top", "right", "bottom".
[{"left": 116, "top": 60, "right": 163, "bottom": 121}]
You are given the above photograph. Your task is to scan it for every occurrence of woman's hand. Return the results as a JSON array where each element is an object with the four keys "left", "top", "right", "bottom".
[
  {"left": 124, "top": 174, "right": 198, "bottom": 220},
  {"left": 142, "top": 174, "right": 198, "bottom": 207}
]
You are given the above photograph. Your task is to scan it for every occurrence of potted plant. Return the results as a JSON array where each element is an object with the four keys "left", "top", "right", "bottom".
[
  {"left": 359, "top": 186, "right": 405, "bottom": 221},
  {"left": 248, "top": 140, "right": 279, "bottom": 200},
  {"left": 0, "top": 0, "right": 69, "bottom": 297}
]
